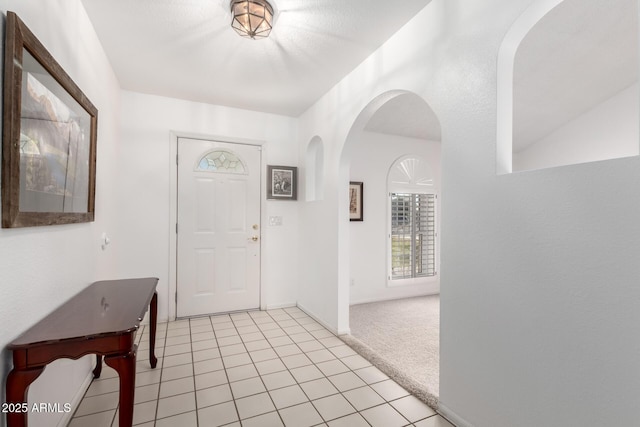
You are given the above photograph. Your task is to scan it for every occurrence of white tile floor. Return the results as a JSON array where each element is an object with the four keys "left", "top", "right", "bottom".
[{"left": 69, "top": 307, "right": 454, "bottom": 427}]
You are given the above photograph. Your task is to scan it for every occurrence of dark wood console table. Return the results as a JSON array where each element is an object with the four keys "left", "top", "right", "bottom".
[{"left": 6, "top": 277, "right": 159, "bottom": 427}]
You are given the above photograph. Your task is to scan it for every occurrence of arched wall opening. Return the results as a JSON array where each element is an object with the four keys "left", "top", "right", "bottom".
[
  {"left": 497, "top": 0, "right": 639, "bottom": 174},
  {"left": 337, "top": 90, "right": 443, "bottom": 403},
  {"left": 337, "top": 90, "right": 442, "bottom": 330}
]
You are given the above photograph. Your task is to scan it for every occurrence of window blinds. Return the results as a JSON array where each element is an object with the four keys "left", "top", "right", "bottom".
[{"left": 390, "top": 193, "right": 436, "bottom": 279}]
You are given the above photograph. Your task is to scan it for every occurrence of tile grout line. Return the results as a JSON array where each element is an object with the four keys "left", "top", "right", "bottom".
[
  {"left": 191, "top": 317, "right": 203, "bottom": 427},
  {"left": 242, "top": 310, "right": 288, "bottom": 426},
  {"left": 215, "top": 313, "right": 244, "bottom": 426},
  {"left": 73, "top": 310, "right": 440, "bottom": 427},
  {"left": 146, "top": 321, "right": 184, "bottom": 425},
  {"left": 249, "top": 308, "right": 362, "bottom": 426},
  {"left": 149, "top": 322, "right": 167, "bottom": 425},
  {"left": 148, "top": 321, "right": 168, "bottom": 426},
  {"left": 243, "top": 311, "right": 281, "bottom": 419},
  {"left": 224, "top": 308, "right": 395, "bottom": 426},
  {"left": 174, "top": 310, "right": 403, "bottom": 426},
  {"left": 282, "top": 308, "right": 374, "bottom": 427},
  {"left": 279, "top": 307, "right": 416, "bottom": 427}
]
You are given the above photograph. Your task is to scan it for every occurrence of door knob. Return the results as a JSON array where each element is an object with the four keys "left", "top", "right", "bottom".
[{"left": 250, "top": 236, "right": 259, "bottom": 242}]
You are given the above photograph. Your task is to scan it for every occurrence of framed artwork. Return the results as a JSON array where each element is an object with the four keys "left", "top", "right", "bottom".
[
  {"left": 2, "top": 12, "right": 98, "bottom": 228},
  {"left": 349, "top": 181, "right": 363, "bottom": 221},
  {"left": 267, "top": 165, "right": 297, "bottom": 200}
]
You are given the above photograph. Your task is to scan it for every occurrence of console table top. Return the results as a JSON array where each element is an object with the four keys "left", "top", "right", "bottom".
[{"left": 9, "top": 277, "right": 159, "bottom": 349}]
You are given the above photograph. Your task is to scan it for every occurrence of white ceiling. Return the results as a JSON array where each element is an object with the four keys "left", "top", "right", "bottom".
[
  {"left": 513, "top": 0, "right": 638, "bottom": 152},
  {"left": 81, "top": 0, "right": 432, "bottom": 118},
  {"left": 81, "top": 0, "right": 635, "bottom": 146}
]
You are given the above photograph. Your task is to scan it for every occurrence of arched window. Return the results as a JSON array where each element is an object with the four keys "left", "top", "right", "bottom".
[
  {"left": 195, "top": 150, "right": 247, "bottom": 174},
  {"left": 388, "top": 156, "right": 437, "bottom": 282},
  {"left": 388, "top": 156, "right": 434, "bottom": 193}
]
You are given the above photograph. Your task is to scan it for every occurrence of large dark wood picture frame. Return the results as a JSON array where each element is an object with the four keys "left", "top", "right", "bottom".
[{"left": 2, "top": 11, "right": 98, "bottom": 228}]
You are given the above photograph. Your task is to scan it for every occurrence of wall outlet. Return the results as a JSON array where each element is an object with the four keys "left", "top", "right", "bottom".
[{"left": 101, "top": 232, "right": 111, "bottom": 250}]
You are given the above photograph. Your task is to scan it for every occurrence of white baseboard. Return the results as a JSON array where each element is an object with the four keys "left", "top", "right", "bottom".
[
  {"left": 58, "top": 367, "right": 94, "bottom": 427},
  {"left": 350, "top": 291, "right": 440, "bottom": 306},
  {"left": 438, "top": 403, "right": 474, "bottom": 427},
  {"left": 296, "top": 303, "right": 346, "bottom": 336},
  {"left": 337, "top": 326, "right": 351, "bottom": 335},
  {"left": 264, "top": 302, "right": 297, "bottom": 310}
]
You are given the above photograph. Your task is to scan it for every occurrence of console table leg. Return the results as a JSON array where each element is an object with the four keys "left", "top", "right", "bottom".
[
  {"left": 93, "top": 355, "right": 103, "bottom": 378},
  {"left": 105, "top": 350, "right": 137, "bottom": 427},
  {"left": 6, "top": 367, "right": 44, "bottom": 427},
  {"left": 149, "top": 291, "right": 158, "bottom": 368}
]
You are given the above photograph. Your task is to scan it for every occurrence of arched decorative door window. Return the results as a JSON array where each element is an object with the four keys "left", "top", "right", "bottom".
[{"left": 196, "top": 150, "right": 247, "bottom": 174}]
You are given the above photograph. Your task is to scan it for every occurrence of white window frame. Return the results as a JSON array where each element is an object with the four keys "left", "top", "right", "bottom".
[
  {"left": 386, "top": 155, "right": 438, "bottom": 288},
  {"left": 387, "top": 192, "right": 438, "bottom": 287}
]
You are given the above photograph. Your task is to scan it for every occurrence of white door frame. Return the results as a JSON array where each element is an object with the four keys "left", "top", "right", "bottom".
[{"left": 168, "top": 131, "right": 268, "bottom": 321}]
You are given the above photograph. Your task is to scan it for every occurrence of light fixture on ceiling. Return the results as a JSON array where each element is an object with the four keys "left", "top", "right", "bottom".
[{"left": 230, "top": 0, "right": 274, "bottom": 40}]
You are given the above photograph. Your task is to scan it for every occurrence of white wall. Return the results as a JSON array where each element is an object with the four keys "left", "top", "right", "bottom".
[
  {"left": 0, "top": 1, "right": 122, "bottom": 426},
  {"left": 297, "top": 0, "right": 640, "bottom": 425},
  {"left": 349, "top": 132, "right": 441, "bottom": 305},
  {"left": 0, "top": 9, "right": 300, "bottom": 425},
  {"left": 4, "top": 1, "right": 640, "bottom": 426},
  {"left": 514, "top": 83, "right": 639, "bottom": 171},
  {"left": 117, "top": 91, "right": 300, "bottom": 321}
]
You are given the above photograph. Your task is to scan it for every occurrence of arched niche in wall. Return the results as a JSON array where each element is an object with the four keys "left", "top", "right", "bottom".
[
  {"left": 497, "top": 0, "right": 639, "bottom": 173},
  {"left": 305, "top": 136, "right": 324, "bottom": 201}
]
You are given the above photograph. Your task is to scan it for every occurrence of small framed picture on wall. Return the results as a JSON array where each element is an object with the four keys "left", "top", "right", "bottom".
[
  {"left": 267, "top": 165, "right": 297, "bottom": 200},
  {"left": 349, "top": 181, "right": 363, "bottom": 221}
]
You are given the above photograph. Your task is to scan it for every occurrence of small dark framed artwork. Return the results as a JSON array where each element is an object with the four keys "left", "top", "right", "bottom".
[
  {"left": 267, "top": 165, "right": 297, "bottom": 200},
  {"left": 1, "top": 12, "right": 98, "bottom": 228},
  {"left": 349, "top": 181, "right": 363, "bottom": 221}
]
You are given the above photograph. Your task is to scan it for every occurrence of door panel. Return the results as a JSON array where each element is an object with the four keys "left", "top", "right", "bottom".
[
  {"left": 177, "top": 138, "right": 261, "bottom": 317},
  {"left": 195, "top": 249, "right": 216, "bottom": 294},
  {"left": 195, "top": 178, "right": 216, "bottom": 232}
]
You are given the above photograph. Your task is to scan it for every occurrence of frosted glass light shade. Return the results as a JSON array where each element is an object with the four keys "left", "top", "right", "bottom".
[{"left": 230, "top": 0, "right": 274, "bottom": 39}]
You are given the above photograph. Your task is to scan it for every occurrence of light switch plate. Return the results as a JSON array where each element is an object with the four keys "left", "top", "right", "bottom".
[{"left": 269, "top": 216, "right": 283, "bottom": 226}]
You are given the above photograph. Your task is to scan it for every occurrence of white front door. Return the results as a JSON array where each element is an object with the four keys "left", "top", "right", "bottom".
[{"left": 177, "top": 137, "right": 261, "bottom": 317}]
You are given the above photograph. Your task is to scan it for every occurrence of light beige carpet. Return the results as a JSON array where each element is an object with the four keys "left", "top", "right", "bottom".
[{"left": 341, "top": 295, "right": 440, "bottom": 409}]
